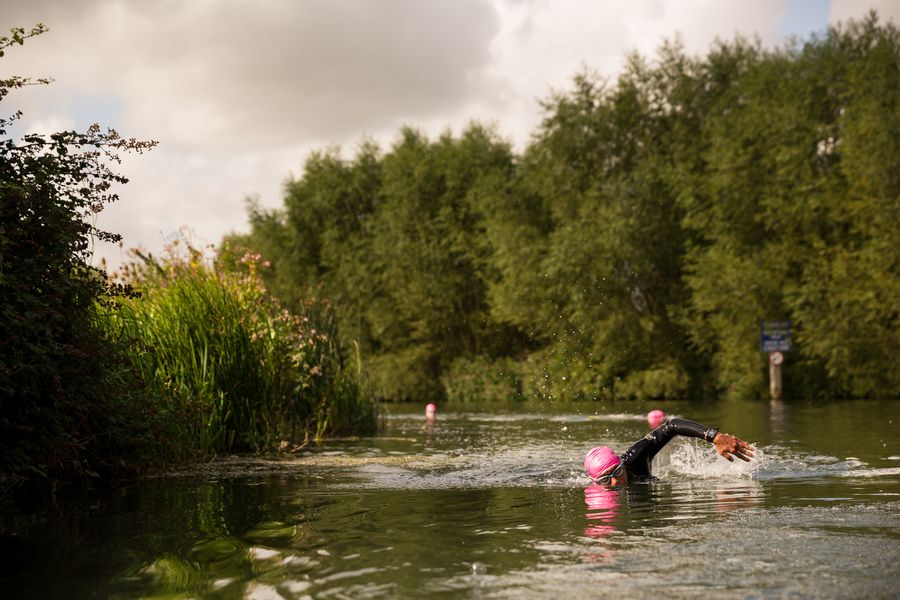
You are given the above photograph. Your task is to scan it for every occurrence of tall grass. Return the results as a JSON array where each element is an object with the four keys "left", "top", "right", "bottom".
[{"left": 99, "top": 241, "right": 378, "bottom": 458}]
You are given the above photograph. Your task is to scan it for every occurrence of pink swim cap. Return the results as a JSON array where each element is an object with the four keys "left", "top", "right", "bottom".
[
  {"left": 647, "top": 409, "right": 666, "bottom": 428},
  {"left": 584, "top": 446, "right": 621, "bottom": 480},
  {"left": 425, "top": 403, "right": 437, "bottom": 415}
]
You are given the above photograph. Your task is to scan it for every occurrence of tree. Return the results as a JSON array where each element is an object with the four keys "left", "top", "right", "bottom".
[
  {"left": 0, "top": 25, "right": 157, "bottom": 485},
  {"left": 234, "top": 14, "right": 899, "bottom": 401},
  {"left": 363, "top": 125, "right": 518, "bottom": 400},
  {"left": 679, "top": 14, "right": 900, "bottom": 397},
  {"left": 500, "top": 51, "right": 699, "bottom": 400},
  {"left": 783, "top": 15, "right": 900, "bottom": 395}
]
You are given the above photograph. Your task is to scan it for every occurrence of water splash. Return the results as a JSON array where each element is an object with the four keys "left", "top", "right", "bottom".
[
  {"left": 662, "top": 440, "right": 761, "bottom": 480},
  {"left": 661, "top": 441, "right": 900, "bottom": 483}
]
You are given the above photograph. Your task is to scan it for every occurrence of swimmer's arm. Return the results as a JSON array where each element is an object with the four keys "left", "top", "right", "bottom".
[
  {"left": 665, "top": 417, "right": 717, "bottom": 441},
  {"left": 667, "top": 418, "right": 755, "bottom": 462}
]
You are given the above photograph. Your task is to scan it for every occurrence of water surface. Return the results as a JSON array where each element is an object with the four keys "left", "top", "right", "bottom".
[{"left": 2, "top": 398, "right": 899, "bottom": 598}]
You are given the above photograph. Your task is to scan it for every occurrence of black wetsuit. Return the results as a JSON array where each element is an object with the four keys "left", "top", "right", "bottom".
[{"left": 620, "top": 418, "right": 719, "bottom": 481}]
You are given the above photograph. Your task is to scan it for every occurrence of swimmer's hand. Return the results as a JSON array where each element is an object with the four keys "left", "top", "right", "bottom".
[{"left": 713, "top": 433, "right": 755, "bottom": 462}]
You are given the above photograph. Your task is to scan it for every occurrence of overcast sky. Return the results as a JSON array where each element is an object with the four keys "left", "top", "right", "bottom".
[{"left": 2, "top": 0, "right": 897, "bottom": 270}]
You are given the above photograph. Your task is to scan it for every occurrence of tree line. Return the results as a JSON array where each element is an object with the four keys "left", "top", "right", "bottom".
[{"left": 229, "top": 14, "right": 899, "bottom": 402}]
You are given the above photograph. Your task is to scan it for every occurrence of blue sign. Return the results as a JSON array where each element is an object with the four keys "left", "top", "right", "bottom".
[{"left": 760, "top": 320, "right": 792, "bottom": 352}]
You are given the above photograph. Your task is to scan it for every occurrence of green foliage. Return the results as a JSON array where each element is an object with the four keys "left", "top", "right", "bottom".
[
  {"left": 679, "top": 15, "right": 900, "bottom": 397},
  {"left": 783, "top": 17, "right": 900, "bottom": 396},
  {"left": 515, "top": 344, "right": 607, "bottom": 402},
  {"left": 235, "top": 126, "right": 528, "bottom": 402},
  {"left": 0, "top": 25, "right": 160, "bottom": 487},
  {"left": 236, "top": 14, "right": 899, "bottom": 401},
  {"left": 102, "top": 241, "right": 377, "bottom": 456},
  {"left": 366, "top": 126, "right": 519, "bottom": 399},
  {"left": 442, "top": 357, "right": 522, "bottom": 403},
  {"left": 502, "top": 49, "right": 702, "bottom": 400},
  {"left": 616, "top": 359, "right": 690, "bottom": 400}
]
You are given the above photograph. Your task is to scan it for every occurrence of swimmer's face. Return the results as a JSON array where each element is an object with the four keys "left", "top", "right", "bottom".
[{"left": 596, "top": 463, "right": 627, "bottom": 486}]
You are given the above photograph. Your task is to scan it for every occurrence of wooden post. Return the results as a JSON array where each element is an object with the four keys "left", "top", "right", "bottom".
[
  {"left": 768, "top": 351, "right": 784, "bottom": 400},
  {"left": 761, "top": 321, "right": 790, "bottom": 399},
  {"left": 769, "top": 361, "right": 782, "bottom": 399}
]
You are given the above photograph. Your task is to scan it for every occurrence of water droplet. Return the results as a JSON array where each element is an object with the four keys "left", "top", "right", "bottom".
[{"left": 471, "top": 562, "right": 486, "bottom": 575}]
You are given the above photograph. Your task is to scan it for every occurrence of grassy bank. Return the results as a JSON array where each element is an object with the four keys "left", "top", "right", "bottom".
[{"left": 99, "top": 241, "right": 379, "bottom": 461}]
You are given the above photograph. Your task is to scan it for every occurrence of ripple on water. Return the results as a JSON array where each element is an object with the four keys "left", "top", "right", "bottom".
[
  {"left": 9, "top": 401, "right": 900, "bottom": 600},
  {"left": 569, "top": 501, "right": 899, "bottom": 599}
]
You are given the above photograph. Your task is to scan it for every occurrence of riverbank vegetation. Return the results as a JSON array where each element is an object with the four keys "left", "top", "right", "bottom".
[
  {"left": 101, "top": 241, "right": 377, "bottom": 459},
  {"left": 0, "top": 26, "right": 376, "bottom": 495},
  {"left": 230, "top": 14, "right": 899, "bottom": 402},
  {"left": 1, "top": 25, "right": 156, "bottom": 493}
]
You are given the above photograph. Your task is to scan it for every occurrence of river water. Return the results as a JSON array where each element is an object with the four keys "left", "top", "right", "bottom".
[{"left": 2, "top": 398, "right": 899, "bottom": 598}]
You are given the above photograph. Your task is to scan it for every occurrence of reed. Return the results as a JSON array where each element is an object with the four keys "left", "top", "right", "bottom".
[{"left": 100, "top": 242, "right": 378, "bottom": 458}]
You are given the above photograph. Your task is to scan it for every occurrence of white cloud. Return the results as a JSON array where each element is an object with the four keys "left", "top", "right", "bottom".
[
  {"left": 5, "top": 0, "right": 501, "bottom": 151},
  {"left": 2, "top": 0, "right": 892, "bottom": 270},
  {"left": 830, "top": 0, "right": 900, "bottom": 24},
  {"left": 92, "top": 142, "right": 308, "bottom": 269},
  {"left": 24, "top": 114, "right": 75, "bottom": 136},
  {"left": 481, "top": 0, "right": 789, "bottom": 147}
]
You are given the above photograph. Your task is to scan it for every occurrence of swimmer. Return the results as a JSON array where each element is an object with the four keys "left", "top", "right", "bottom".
[
  {"left": 425, "top": 403, "right": 437, "bottom": 419},
  {"left": 647, "top": 409, "right": 666, "bottom": 428},
  {"left": 584, "top": 418, "right": 754, "bottom": 485}
]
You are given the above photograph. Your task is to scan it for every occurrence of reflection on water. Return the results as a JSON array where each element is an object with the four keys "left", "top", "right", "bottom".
[
  {"left": 711, "top": 481, "right": 764, "bottom": 513},
  {"left": 2, "top": 399, "right": 899, "bottom": 598},
  {"left": 769, "top": 398, "right": 788, "bottom": 438},
  {"left": 583, "top": 484, "right": 620, "bottom": 539}
]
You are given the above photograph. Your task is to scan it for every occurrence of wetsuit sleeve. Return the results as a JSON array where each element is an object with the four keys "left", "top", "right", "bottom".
[{"left": 619, "top": 418, "right": 718, "bottom": 480}]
